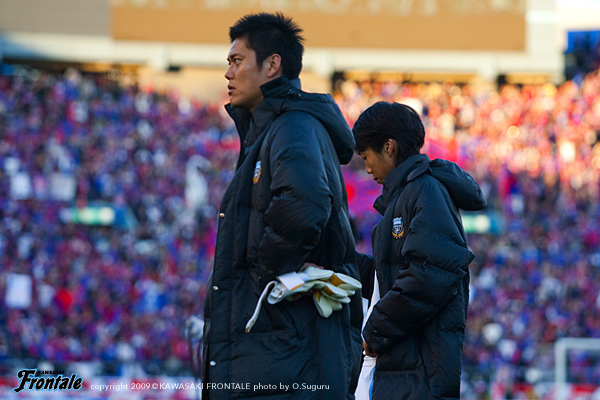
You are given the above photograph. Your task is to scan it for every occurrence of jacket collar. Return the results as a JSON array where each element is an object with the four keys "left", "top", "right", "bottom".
[
  {"left": 225, "top": 75, "right": 355, "bottom": 167},
  {"left": 373, "top": 153, "right": 431, "bottom": 215},
  {"left": 250, "top": 76, "right": 300, "bottom": 133},
  {"left": 225, "top": 76, "right": 300, "bottom": 144},
  {"left": 261, "top": 76, "right": 301, "bottom": 97}
]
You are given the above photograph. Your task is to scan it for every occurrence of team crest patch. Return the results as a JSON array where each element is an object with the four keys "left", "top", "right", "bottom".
[
  {"left": 252, "top": 161, "right": 262, "bottom": 184},
  {"left": 392, "top": 217, "right": 404, "bottom": 239}
]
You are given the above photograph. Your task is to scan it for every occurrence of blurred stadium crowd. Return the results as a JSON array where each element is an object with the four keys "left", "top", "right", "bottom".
[{"left": 1, "top": 63, "right": 599, "bottom": 398}]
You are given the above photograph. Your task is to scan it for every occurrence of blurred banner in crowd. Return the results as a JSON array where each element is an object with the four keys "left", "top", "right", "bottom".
[{"left": 5, "top": 273, "right": 32, "bottom": 309}]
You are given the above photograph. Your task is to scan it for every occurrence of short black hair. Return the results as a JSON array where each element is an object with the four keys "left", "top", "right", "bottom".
[
  {"left": 229, "top": 12, "right": 304, "bottom": 80},
  {"left": 353, "top": 101, "right": 425, "bottom": 166}
]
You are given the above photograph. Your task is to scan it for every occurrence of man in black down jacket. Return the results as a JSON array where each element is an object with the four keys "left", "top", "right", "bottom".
[
  {"left": 202, "top": 12, "right": 363, "bottom": 400},
  {"left": 352, "top": 102, "right": 487, "bottom": 400}
]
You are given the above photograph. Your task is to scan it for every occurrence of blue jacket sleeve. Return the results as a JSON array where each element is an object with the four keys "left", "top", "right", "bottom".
[
  {"left": 355, "top": 251, "right": 375, "bottom": 300},
  {"left": 257, "top": 113, "right": 333, "bottom": 281}
]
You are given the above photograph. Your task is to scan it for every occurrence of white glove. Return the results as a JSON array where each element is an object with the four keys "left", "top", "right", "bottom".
[{"left": 245, "top": 267, "right": 361, "bottom": 332}]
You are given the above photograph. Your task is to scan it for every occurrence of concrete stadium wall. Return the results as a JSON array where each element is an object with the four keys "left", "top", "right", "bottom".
[{"left": 0, "top": 0, "right": 109, "bottom": 35}]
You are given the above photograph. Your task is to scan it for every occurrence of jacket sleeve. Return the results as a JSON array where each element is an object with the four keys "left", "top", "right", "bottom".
[
  {"left": 355, "top": 251, "right": 375, "bottom": 300},
  {"left": 363, "top": 178, "right": 474, "bottom": 354},
  {"left": 257, "top": 113, "right": 333, "bottom": 281}
]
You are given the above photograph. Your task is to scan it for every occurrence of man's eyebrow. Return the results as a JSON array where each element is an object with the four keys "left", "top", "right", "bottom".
[{"left": 227, "top": 52, "right": 243, "bottom": 60}]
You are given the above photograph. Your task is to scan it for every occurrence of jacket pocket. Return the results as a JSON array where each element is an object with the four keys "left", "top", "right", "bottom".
[
  {"left": 375, "top": 335, "right": 422, "bottom": 372},
  {"left": 372, "top": 370, "right": 430, "bottom": 400},
  {"left": 230, "top": 329, "right": 309, "bottom": 397}
]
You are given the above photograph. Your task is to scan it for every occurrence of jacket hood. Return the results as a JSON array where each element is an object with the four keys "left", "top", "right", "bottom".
[
  {"left": 263, "top": 77, "right": 355, "bottom": 164},
  {"left": 374, "top": 154, "right": 486, "bottom": 215},
  {"left": 226, "top": 76, "right": 355, "bottom": 165},
  {"left": 427, "top": 158, "right": 487, "bottom": 211}
]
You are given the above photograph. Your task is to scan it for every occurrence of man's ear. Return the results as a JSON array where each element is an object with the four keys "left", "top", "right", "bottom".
[
  {"left": 265, "top": 54, "right": 282, "bottom": 78},
  {"left": 384, "top": 138, "right": 395, "bottom": 157}
]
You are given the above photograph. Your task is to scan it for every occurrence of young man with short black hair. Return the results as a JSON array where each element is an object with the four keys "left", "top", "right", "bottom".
[{"left": 353, "top": 101, "right": 486, "bottom": 400}]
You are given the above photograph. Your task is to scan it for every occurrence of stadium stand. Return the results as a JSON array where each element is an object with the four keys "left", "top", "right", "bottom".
[{"left": 1, "top": 62, "right": 599, "bottom": 399}]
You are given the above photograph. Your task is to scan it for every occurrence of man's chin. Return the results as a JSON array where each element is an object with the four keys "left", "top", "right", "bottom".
[{"left": 229, "top": 99, "right": 244, "bottom": 109}]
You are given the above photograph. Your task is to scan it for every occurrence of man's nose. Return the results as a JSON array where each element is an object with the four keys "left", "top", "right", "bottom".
[{"left": 225, "top": 65, "right": 233, "bottom": 80}]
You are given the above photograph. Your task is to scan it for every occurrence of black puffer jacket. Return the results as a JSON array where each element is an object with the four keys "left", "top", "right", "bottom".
[
  {"left": 202, "top": 76, "right": 363, "bottom": 400},
  {"left": 358, "top": 154, "right": 486, "bottom": 400}
]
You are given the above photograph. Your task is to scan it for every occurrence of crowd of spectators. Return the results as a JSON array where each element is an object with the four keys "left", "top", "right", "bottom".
[
  {"left": 1, "top": 63, "right": 599, "bottom": 398},
  {"left": 0, "top": 65, "right": 237, "bottom": 377}
]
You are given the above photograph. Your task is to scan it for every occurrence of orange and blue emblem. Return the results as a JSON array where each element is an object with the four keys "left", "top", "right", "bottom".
[
  {"left": 392, "top": 217, "right": 404, "bottom": 239},
  {"left": 253, "top": 161, "right": 262, "bottom": 184}
]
